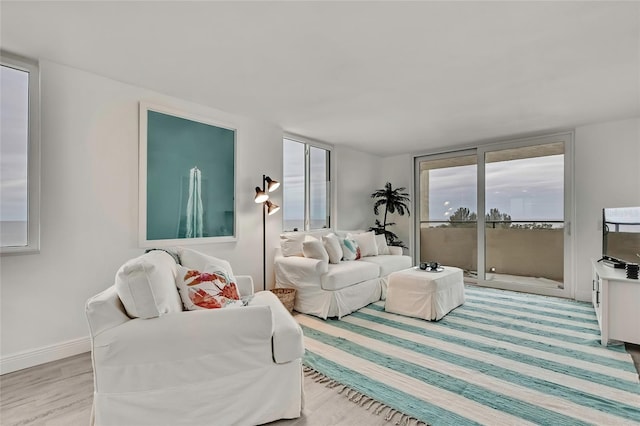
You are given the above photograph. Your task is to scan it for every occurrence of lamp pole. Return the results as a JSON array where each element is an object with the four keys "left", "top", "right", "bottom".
[
  {"left": 254, "top": 174, "right": 279, "bottom": 292},
  {"left": 262, "top": 174, "right": 267, "bottom": 291}
]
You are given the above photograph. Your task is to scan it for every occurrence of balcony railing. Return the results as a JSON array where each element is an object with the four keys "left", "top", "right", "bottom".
[{"left": 420, "top": 220, "right": 564, "bottom": 286}]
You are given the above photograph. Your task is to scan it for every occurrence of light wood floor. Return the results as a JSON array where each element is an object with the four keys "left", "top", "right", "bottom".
[
  {"left": 0, "top": 352, "right": 392, "bottom": 426},
  {"left": 2, "top": 345, "right": 639, "bottom": 426}
]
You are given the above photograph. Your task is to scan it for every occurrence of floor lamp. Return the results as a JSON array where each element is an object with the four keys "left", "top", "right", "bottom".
[{"left": 254, "top": 175, "right": 280, "bottom": 291}]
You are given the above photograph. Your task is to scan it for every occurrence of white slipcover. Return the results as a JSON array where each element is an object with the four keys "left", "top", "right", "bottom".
[
  {"left": 275, "top": 230, "right": 412, "bottom": 319},
  {"left": 385, "top": 266, "right": 465, "bottom": 320},
  {"left": 86, "top": 276, "right": 304, "bottom": 426},
  {"left": 321, "top": 261, "right": 379, "bottom": 291}
]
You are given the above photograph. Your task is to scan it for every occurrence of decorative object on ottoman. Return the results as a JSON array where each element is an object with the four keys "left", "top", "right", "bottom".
[
  {"left": 271, "top": 288, "right": 297, "bottom": 313},
  {"left": 626, "top": 263, "right": 639, "bottom": 279},
  {"left": 385, "top": 266, "right": 465, "bottom": 321},
  {"left": 419, "top": 261, "right": 443, "bottom": 272}
]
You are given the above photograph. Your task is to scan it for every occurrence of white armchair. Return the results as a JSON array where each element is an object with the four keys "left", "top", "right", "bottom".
[{"left": 86, "top": 251, "right": 304, "bottom": 426}]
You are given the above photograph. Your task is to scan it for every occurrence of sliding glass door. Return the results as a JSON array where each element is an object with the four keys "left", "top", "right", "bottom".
[
  {"left": 415, "top": 134, "right": 573, "bottom": 297},
  {"left": 417, "top": 151, "right": 478, "bottom": 278}
]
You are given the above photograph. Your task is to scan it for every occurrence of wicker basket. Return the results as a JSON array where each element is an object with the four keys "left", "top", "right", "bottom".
[{"left": 270, "top": 288, "right": 296, "bottom": 313}]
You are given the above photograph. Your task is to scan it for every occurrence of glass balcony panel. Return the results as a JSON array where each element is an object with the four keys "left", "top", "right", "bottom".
[
  {"left": 419, "top": 154, "right": 477, "bottom": 278},
  {"left": 484, "top": 142, "right": 565, "bottom": 288}
]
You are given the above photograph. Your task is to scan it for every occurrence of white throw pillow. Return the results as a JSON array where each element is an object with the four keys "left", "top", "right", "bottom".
[
  {"left": 322, "top": 233, "right": 343, "bottom": 264},
  {"left": 339, "top": 237, "right": 360, "bottom": 261},
  {"left": 302, "top": 236, "right": 329, "bottom": 263},
  {"left": 348, "top": 231, "right": 379, "bottom": 257},
  {"left": 280, "top": 232, "right": 307, "bottom": 257},
  {"left": 375, "top": 233, "right": 390, "bottom": 255},
  {"left": 178, "top": 247, "right": 234, "bottom": 276},
  {"left": 280, "top": 230, "right": 330, "bottom": 257},
  {"left": 115, "top": 250, "right": 183, "bottom": 319},
  {"left": 176, "top": 265, "right": 243, "bottom": 310}
]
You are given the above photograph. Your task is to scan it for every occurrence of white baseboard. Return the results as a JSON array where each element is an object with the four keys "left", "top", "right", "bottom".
[
  {"left": 1, "top": 336, "right": 91, "bottom": 375},
  {"left": 575, "top": 290, "right": 592, "bottom": 303}
]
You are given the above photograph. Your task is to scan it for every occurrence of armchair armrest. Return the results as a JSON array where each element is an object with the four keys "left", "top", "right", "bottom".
[
  {"left": 389, "top": 246, "right": 403, "bottom": 256},
  {"left": 250, "top": 291, "right": 304, "bottom": 363},
  {"left": 235, "top": 275, "right": 254, "bottom": 296},
  {"left": 86, "top": 285, "right": 131, "bottom": 337}
]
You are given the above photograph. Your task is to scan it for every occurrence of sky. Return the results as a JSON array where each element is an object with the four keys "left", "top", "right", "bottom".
[
  {"left": 1, "top": 64, "right": 29, "bottom": 222},
  {"left": 283, "top": 139, "right": 328, "bottom": 229},
  {"left": 428, "top": 155, "right": 565, "bottom": 222}
]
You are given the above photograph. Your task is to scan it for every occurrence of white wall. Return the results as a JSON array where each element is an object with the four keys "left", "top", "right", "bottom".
[
  {"left": 0, "top": 60, "right": 283, "bottom": 373},
  {"left": 574, "top": 117, "right": 640, "bottom": 301},
  {"left": 333, "top": 145, "right": 381, "bottom": 230}
]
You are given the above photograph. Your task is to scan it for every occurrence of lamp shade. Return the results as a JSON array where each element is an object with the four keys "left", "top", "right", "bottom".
[
  {"left": 254, "top": 187, "right": 269, "bottom": 203},
  {"left": 265, "top": 176, "right": 280, "bottom": 192},
  {"left": 265, "top": 200, "right": 280, "bottom": 216}
]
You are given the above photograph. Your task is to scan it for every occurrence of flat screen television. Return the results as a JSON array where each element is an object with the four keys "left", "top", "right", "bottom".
[{"left": 602, "top": 206, "right": 640, "bottom": 267}]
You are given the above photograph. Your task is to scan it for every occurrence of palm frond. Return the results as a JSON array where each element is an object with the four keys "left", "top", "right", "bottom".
[{"left": 373, "top": 199, "right": 386, "bottom": 216}]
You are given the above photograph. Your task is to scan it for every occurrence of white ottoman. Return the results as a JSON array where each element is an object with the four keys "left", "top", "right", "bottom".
[{"left": 385, "top": 266, "right": 465, "bottom": 321}]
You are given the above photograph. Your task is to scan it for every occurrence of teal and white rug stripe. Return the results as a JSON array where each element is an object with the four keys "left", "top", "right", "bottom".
[{"left": 298, "top": 285, "right": 640, "bottom": 425}]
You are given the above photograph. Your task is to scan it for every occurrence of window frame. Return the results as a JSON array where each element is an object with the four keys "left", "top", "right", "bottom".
[
  {"left": 283, "top": 135, "right": 332, "bottom": 232},
  {"left": 1, "top": 51, "right": 41, "bottom": 255}
]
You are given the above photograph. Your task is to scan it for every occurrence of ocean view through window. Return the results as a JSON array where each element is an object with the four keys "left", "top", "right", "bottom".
[
  {"left": 1, "top": 52, "right": 40, "bottom": 253},
  {"left": 283, "top": 138, "right": 330, "bottom": 231}
]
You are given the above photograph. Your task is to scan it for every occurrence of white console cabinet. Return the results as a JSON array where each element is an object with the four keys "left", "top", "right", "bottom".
[{"left": 591, "top": 260, "right": 640, "bottom": 346}]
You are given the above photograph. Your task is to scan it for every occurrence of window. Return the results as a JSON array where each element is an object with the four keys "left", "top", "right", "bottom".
[
  {"left": 283, "top": 138, "right": 330, "bottom": 231},
  {"left": 1, "top": 52, "right": 40, "bottom": 254}
]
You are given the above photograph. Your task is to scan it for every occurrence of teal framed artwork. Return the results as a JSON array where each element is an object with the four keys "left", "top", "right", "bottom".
[{"left": 139, "top": 102, "right": 236, "bottom": 247}]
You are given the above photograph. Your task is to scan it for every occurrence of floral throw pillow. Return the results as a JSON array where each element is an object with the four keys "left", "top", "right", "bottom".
[{"left": 176, "top": 265, "right": 243, "bottom": 310}]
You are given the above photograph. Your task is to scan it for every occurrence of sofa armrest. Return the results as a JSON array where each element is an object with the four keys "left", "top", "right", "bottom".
[
  {"left": 236, "top": 275, "right": 254, "bottom": 296},
  {"left": 250, "top": 291, "right": 304, "bottom": 364},
  {"left": 86, "top": 285, "right": 131, "bottom": 337},
  {"left": 275, "top": 255, "right": 328, "bottom": 289},
  {"left": 389, "top": 246, "right": 403, "bottom": 256}
]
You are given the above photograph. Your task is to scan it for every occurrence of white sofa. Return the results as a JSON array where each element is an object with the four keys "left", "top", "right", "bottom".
[
  {"left": 86, "top": 248, "right": 304, "bottom": 426},
  {"left": 274, "top": 230, "right": 412, "bottom": 319}
]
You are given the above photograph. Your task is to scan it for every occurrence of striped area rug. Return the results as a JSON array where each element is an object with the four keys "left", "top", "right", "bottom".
[{"left": 297, "top": 285, "right": 640, "bottom": 425}]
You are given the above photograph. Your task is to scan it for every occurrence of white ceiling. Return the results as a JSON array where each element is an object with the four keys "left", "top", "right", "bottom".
[{"left": 2, "top": 1, "right": 639, "bottom": 156}]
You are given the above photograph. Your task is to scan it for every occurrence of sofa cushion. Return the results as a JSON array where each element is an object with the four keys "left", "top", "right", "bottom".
[
  {"left": 322, "top": 233, "right": 343, "bottom": 264},
  {"left": 375, "top": 234, "right": 390, "bottom": 255},
  {"left": 176, "top": 265, "right": 243, "bottom": 310},
  {"left": 115, "top": 250, "right": 183, "bottom": 319},
  {"left": 359, "top": 255, "right": 412, "bottom": 277},
  {"left": 348, "top": 231, "right": 378, "bottom": 257},
  {"left": 302, "top": 236, "right": 329, "bottom": 263},
  {"left": 321, "top": 261, "right": 379, "bottom": 291}
]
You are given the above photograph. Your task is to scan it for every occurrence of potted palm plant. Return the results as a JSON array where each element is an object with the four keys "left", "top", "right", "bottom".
[{"left": 369, "top": 182, "right": 410, "bottom": 248}]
